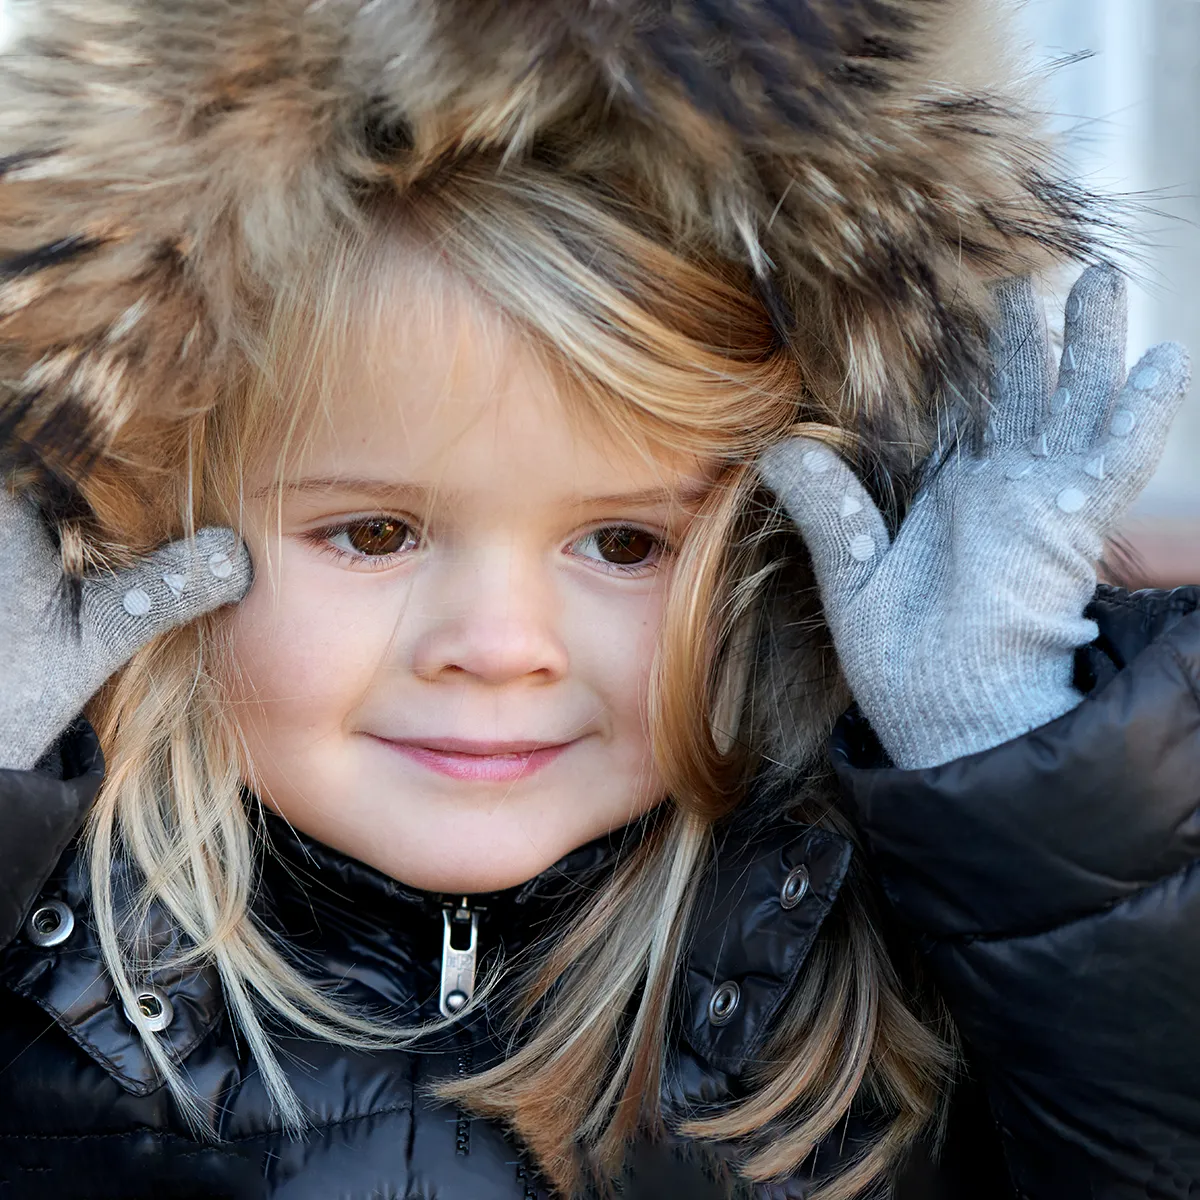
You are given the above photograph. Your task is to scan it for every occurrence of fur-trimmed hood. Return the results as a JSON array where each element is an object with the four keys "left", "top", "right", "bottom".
[{"left": 0, "top": 0, "right": 1103, "bottom": 498}]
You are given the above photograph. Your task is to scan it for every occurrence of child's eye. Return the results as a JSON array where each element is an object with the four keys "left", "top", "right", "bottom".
[
  {"left": 321, "top": 517, "right": 421, "bottom": 561},
  {"left": 569, "top": 525, "right": 665, "bottom": 573}
]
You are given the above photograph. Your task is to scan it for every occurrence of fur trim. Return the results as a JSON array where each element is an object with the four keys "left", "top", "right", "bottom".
[{"left": 0, "top": 0, "right": 1108, "bottom": 487}]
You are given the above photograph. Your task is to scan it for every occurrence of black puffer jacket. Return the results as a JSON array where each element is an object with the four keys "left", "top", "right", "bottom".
[{"left": 1, "top": 586, "right": 1198, "bottom": 1199}]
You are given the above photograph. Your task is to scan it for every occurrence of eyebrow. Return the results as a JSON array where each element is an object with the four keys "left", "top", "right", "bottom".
[{"left": 259, "top": 476, "right": 713, "bottom": 510}]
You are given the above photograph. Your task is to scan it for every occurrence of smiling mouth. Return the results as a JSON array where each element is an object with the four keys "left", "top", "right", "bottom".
[{"left": 369, "top": 737, "right": 577, "bottom": 783}]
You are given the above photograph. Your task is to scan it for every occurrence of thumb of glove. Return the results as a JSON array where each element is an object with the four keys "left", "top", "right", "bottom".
[
  {"left": 759, "top": 438, "right": 891, "bottom": 617},
  {"left": 82, "top": 527, "right": 253, "bottom": 681}
]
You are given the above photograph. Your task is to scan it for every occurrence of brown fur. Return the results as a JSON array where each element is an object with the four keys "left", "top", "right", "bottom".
[{"left": 0, "top": 0, "right": 1107, "bottom": 512}]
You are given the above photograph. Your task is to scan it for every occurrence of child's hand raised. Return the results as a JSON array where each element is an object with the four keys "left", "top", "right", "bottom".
[
  {"left": 760, "top": 267, "right": 1191, "bottom": 769},
  {"left": 0, "top": 490, "right": 251, "bottom": 771}
]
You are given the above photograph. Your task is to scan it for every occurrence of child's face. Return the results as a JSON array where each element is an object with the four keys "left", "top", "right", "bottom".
[{"left": 224, "top": 290, "right": 710, "bottom": 892}]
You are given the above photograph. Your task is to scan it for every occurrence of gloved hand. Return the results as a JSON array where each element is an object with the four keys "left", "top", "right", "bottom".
[
  {"left": 760, "top": 267, "right": 1191, "bottom": 769},
  {"left": 0, "top": 487, "right": 252, "bottom": 771}
]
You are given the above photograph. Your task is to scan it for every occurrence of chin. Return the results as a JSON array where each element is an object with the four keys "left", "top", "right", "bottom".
[
  {"left": 379, "top": 835, "right": 569, "bottom": 894},
  {"left": 296, "top": 788, "right": 572, "bottom": 893},
  {"left": 261, "top": 754, "right": 662, "bottom": 895}
]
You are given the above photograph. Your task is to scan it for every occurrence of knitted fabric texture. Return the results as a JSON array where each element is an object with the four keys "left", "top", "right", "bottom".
[
  {"left": 0, "top": 489, "right": 250, "bottom": 770},
  {"left": 760, "top": 268, "right": 1191, "bottom": 768}
]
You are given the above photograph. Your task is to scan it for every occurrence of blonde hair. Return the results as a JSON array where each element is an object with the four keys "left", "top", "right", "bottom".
[{"left": 81, "top": 161, "right": 953, "bottom": 1198}]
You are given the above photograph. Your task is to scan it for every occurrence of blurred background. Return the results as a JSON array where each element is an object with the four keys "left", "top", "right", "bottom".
[
  {"left": 1020, "top": 0, "right": 1200, "bottom": 586},
  {"left": 0, "top": 1, "right": 1194, "bottom": 582}
]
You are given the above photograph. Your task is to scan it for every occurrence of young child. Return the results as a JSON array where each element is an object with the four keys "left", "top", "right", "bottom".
[{"left": 0, "top": 3, "right": 1197, "bottom": 1199}]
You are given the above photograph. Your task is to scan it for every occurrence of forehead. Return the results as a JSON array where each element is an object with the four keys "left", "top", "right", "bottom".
[{"left": 288, "top": 269, "right": 708, "bottom": 502}]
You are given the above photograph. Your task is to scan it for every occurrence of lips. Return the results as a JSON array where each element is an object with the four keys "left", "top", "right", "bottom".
[{"left": 368, "top": 735, "right": 577, "bottom": 783}]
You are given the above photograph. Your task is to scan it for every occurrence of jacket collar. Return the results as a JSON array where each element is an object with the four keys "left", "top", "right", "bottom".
[
  {"left": 1, "top": 758, "right": 852, "bottom": 1099},
  {"left": 260, "top": 805, "right": 651, "bottom": 921},
  {"left": 0, "top": 839, "right": 225, "bottom": 1098}
]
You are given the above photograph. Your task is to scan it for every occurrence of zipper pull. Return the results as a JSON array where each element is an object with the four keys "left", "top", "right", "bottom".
[{"left": 439, "top": 899, "right": 479, "bottom": 1017}]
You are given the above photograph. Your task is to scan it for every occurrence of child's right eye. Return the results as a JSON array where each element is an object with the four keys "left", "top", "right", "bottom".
[{"left": 321, "top": 517, "right": 421, "bottom": 560}]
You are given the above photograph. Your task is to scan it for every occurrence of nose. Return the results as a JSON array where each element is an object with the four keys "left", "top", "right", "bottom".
[{"left": 411, "top": 550, "right": 569, "bottom": 686}]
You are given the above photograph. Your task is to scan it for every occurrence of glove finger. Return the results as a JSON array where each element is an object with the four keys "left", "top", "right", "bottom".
[
  {"left": 1043, "top": 266, "right": 1128, "bottom": 456},
  {"left": 758, "top": 438, "right": 890, "bottom": 613},
  {"left": 987, "top": 276, "right": 1052, "bottom": 450},
  {"left": 82, "top": 527, "right": 253, "bottom": 679},
  {"left": 1059, "top": 342, "right": 1191, "bottom": 533}
]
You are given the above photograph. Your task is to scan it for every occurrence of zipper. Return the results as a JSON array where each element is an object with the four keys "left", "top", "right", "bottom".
[
  {"left": 439, "top": 898, "right": 536, "bottom": 1190},
  {"left": 439, "top": 898, "right": 480, "bottom": 1018},
  {"left": 441, "top": 900, "right": 481, "bottom": 1158},
  {"left": 454, "top": 1041, "right": 474, "bottom": 1156},
  {"left": 514, "top": 1152, "right": 539, "bottom": 1199}
]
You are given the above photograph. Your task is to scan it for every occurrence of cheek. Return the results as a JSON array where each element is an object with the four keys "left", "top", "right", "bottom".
[
  {"left": 222, "top": 542, "right": 406, "bottom": 745},
  {"left": 563, "top": 580, "right": 664, "bottom": 743}
]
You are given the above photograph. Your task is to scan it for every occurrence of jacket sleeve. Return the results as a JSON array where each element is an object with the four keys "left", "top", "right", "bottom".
[
  {"left": 832, "top": 585, "right": 1200, "bottom": 1200},
  {"left": 0, "top": 720, "right": 103, "bottom": 951}
]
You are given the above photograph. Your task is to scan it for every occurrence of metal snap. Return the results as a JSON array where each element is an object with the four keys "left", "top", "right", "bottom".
[
  {"left": 25, "top": 899, "right": 75, "bottom": 948},
  {"left": 780, "top": 865, "right": 810, "bottom": 911},
  {"left": 122, "top": 986, "right": 174, "bottom": 1033},
  {"left": 707, "top": 980, "right": 741, "bottom": 1026}
]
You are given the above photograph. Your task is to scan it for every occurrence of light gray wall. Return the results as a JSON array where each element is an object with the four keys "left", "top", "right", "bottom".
[{"left": 1020, "top": 0, "right": 1200, "bottom": 516}]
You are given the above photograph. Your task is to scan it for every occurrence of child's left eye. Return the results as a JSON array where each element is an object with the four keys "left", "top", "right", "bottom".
[
  {"left": 569, "top": 526, "right": 665, "bottom": 573},
  {"left": 321, "top": 517, "right": 421, "bottom": 560}
]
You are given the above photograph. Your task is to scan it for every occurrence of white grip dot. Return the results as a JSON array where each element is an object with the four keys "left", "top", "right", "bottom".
[
  {"left": 847, "top": 534, "right": 877, "bottom": 562},
  {"left": 162, "top": 572, "right": 187, "bottom": 598},
  {"left": 207, "top": 551, "right": 234, "bottom": 580},
  {"left": 122, "top": 588, "right": 152, "bottom": 617},
  {"left": 1056, "top": 487, "right": 1088, "bottom": 514},
  {"left": 839, "top": 492, "right": 863, "bottom": 518},
  {"left": 1110, "top": 409, "right": 1137, "bottom": 438},
  {"left": 1129, "top": 365, "right": 1161, "bottom": 391}
]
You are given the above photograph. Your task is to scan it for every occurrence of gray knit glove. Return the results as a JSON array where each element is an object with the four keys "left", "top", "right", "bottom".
[
  {"left": 0, "top": 488, "right": 251, "bottom": 771},
  {"left": 760, "top": 267, "right": 1191, "bottom": 769}
]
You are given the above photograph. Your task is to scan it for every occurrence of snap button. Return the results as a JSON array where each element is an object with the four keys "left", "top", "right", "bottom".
[
  {"left": 707, "top": 980, "right": 740, "bottom": 1026},
  {"left": 122, "top": 986, "right": 174, "bottom": 1033},
  {"left": 779, "top": 865, "right": 810, "bottom": 910},
  {"left": 25, "top": 898, "right": 75, "bottom": 948}
]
